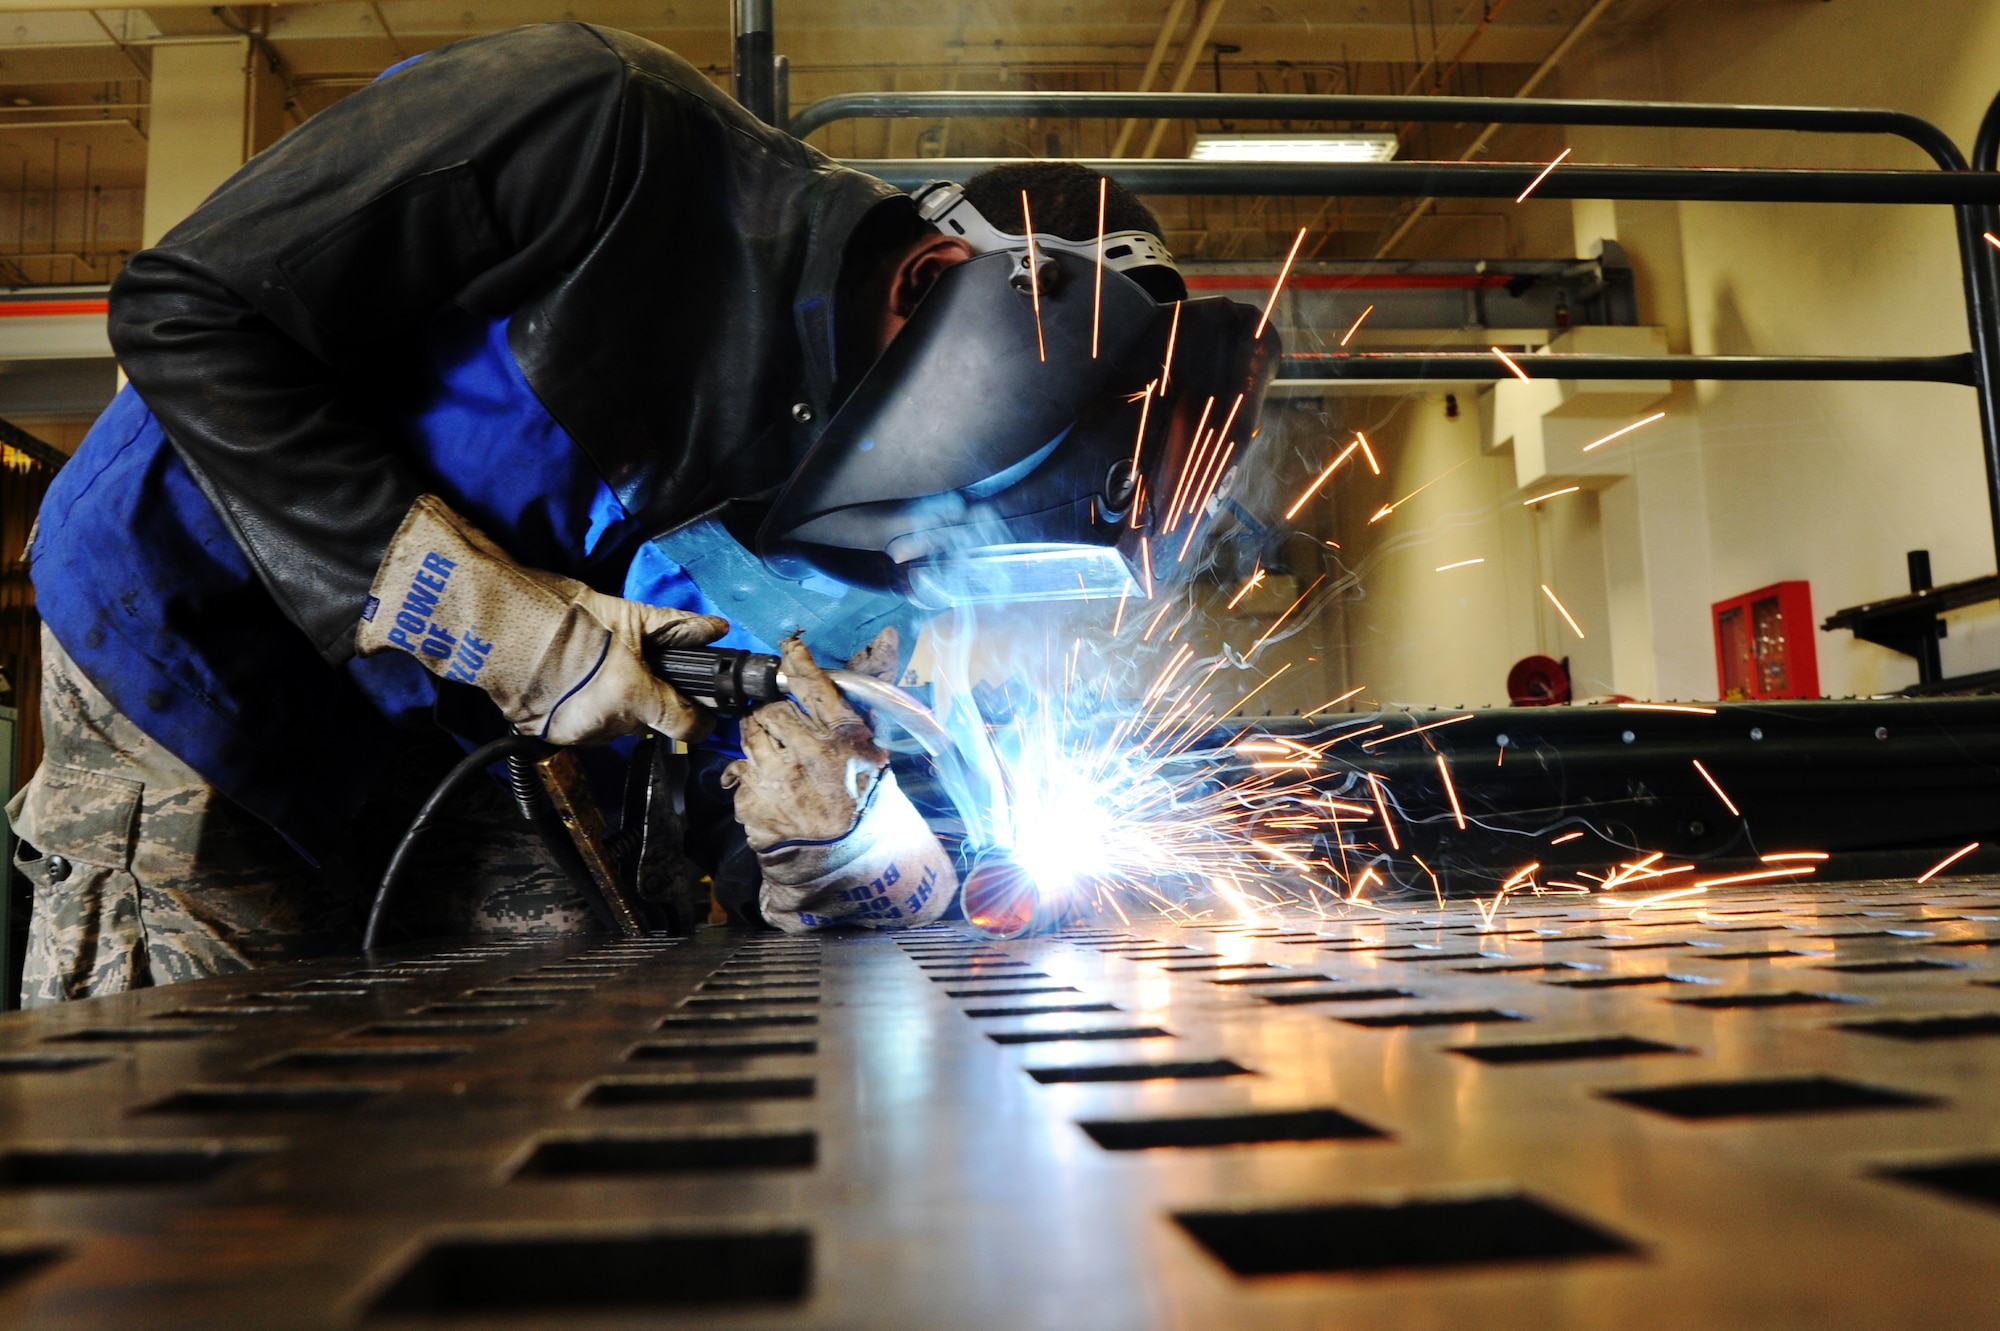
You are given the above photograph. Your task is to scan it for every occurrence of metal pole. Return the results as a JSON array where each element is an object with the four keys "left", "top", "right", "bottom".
[
  {"left": 733, "top": 0, "right": 775, "bottom": 126},
  {"left": 846, "top": 157, "right": 2000, "bottom": 206},
  {"left": 789, "top": 91, "right": 1966, "bottom": 167},
  {"left": 1276, "top": 353, "right": 1977, "bottom": 385},
  {"left": 1967, "top": 88, "right": 2000, "bottom": 577}
]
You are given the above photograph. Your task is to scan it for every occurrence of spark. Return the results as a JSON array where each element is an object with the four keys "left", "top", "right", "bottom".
[
  {"left": 1248, "top": 575, "right": 1326, "bottom": 657},
  {"left": 1303, "top": 684, "right": 1366, "bottom": 717},
  {"left": 1092, "top": 176, "right": 1106, "bottom": 359},
  {"left": 1491, "top": 345, "right": 1532, "bottom": 381},
  {"left": 1127, "top": 379, "right": 1156, "bottom": 486},
  {"left": 1435, "top": 558, "right": 1484, "bottom": 572},
  {"left": 1436, "top": 753, "right": 1466, "bottom": 830},
  {"left": 1161, "top": 299, "right": 1181, "bottom": 389},
  {"left": 1628, "top": 885, "right": 1706, "bottom": 913},
  {"left": 1411, "top": 853, "right": 1444, "bottom": 909},
  {"left": 1111, "top": 588, "right": 1130, "bottom": 636},
  {"left": 1140, "top": 601, "right": 1173, "bottom": 641},
  {"left": 1357, "top": 432, "right": 1380, "bottom": 475},
  {"left": 1339, "top": 303, "right": 1375, "bottom": 346},
  {"left": 1369, "top": 457, "right": 1471, "bottom": 524},
  {"left": 1691, "top": 759, "right": 1741, "bottom": 816},
  {"left": 1524, "top": 486, "right": 1580, "bottom": 506},
  {"left": 1693, "top": 866, "right": 1816, "bottom": 889},
  {"left": 1139, "top": 536, "right": 1155, "bottom": 598},
  {"left": 1283, "top": 438, "right": 1361, "bottom": 520},
  {"left": 1761, "top": 851, "right": 1828, "bottom": 863},
  {"left": 1621, "top": 702, "right": 1718, "bottom": 715},
  {"left": 1230, "top": 661, "right": 1294, "bottom": 717},
  {"left": 1918, "top": 842, "right": 1980, "bottom": 883},
  {"left": 1021, "top": 190, "right": 1046, "bottom": 363},
  {"left": 1582, "top": 411, "right": 1667, "bottom": 453},
  {"left": 1474, "top": 895, "right": 1504, "bottom": 928},
  {"left": 1515, "top": 146, "right": 1572, "bottom": 202},
  {"left": 1225, "top": 568, "right": 1266, "bottom": 610},
  {"left": 1361, "top": 713, "right": 1474, "bottom": 749},
  {"left": 1500, "top": 862, "right": 1540, "bottom": 891},
  {"left": 1987, "top": 231, "right": 2000, "bottom": 252},
  {"left": 1541, "top": 584, "right": 1586, "bottom": 639},
  {"left": 1165, "top": 395, "right": 1217, "bottom": 529},
  {"left": 1550, "top": 831, "right": 1584, "bottom": 845},
  {"left": 1254, "top": 226, "right": 1307, "bottom": 340},
  {"left": 1366, "top": 771, "right": 1400, "bottom": 850}
]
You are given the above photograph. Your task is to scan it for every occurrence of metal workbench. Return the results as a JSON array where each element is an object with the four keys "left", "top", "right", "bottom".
[{"left": 0, "top": 879, "right": 1998, "bottom": 1326}]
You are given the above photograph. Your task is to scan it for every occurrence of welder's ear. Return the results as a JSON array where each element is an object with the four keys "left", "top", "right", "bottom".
[
  {"left": 890, "top": 233, "right": 975, "bottom": 319},
  {"left": 843, "top": 627, "right": 900, "bottom": 684}
]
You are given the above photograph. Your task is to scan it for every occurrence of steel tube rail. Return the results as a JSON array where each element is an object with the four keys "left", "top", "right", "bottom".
[
  {"left": 806, "top": 86, "right": 2000, "bottom": 574},
  {"left": 1278, "top": 353, "right": 1978, "bottom": 385},
  {"left": 790, "top": 91, "right": 1965, "bottom": 167},
  {"left": 846, "top": 158, "right": 2000, "bottom": 205}
]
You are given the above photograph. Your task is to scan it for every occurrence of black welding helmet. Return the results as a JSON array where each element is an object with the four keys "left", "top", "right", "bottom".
[{"left": 758, "top": 180, "right": 1280, "bottom": 610}]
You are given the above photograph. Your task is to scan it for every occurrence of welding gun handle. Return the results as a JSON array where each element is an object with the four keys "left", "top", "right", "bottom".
[{"left": 644, "top": 643, "right": 786, "bottom": 715}]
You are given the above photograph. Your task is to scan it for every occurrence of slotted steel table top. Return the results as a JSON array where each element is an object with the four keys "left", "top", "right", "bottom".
[{"left": 1, "top": 879, "right": 1999, "bottom": 1327}]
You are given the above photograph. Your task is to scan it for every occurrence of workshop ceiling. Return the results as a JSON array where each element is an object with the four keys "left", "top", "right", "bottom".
[{"left": 0, "top": 1, "right": 1688, "bottom": 262}]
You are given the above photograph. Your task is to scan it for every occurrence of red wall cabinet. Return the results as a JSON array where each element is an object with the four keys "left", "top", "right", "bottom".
[{"left": 1712, "top": 581, "right": 1820, "bottom": 700}]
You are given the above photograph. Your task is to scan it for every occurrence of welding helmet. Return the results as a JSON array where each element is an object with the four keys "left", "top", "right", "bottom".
[{"left": 758, "top": 179, "right": 1280, "bottom": 610}]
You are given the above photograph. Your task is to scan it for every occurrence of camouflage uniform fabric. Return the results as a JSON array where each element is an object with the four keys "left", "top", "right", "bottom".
[{"left": 8, "top": 627, "right": 597, "bottom": 1008}]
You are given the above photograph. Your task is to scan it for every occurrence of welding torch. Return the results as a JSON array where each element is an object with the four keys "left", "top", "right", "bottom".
[{"left": 364, "top": 641, "right": 954, "bottom": 948}]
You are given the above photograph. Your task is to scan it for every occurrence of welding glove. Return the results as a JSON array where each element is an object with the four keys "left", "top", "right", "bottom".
[
  {"left": 723, "top": 633, "right": 957, "bottom": 932},
  {"left": 358, "top": 494, "right": 728, "bottom": 746}
]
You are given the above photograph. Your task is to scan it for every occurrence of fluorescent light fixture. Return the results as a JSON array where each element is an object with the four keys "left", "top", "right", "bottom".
[{"left": 1189, "top": 134, "right": 1399, "bottom": 164}]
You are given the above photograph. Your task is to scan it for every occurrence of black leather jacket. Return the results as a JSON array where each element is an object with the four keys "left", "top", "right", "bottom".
[{"left": 110, "top": 22, "right": 912, "bottom": 664}]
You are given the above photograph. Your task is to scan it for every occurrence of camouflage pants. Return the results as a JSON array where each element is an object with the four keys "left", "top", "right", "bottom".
[{"left": 8, "top": 627, "right": 597, "bottom": 1008}]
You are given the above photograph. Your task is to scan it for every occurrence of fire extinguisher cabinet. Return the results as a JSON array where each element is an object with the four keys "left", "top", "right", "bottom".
[{"left": 1712, "top": 581, "right": 1820, "bottom": 700}]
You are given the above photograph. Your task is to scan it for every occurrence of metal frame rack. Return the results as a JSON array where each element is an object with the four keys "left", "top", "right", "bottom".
[{"left": 784, "top": 87, "right": 2000, "bottom": 575}]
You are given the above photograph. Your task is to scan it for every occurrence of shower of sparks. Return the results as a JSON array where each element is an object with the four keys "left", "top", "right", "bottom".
[
  {"left": 1436, "top": 754, "right": 1466, "bottom": 830},
  {"left": 1582, "top": 410, "right": 1666, "bottom": 452},
  {"left": 1255, "top": 226, "right": 1308, "bottom": 340},
  {"left": 1524, "top": 485, "right": 1579, "bottom": 506},
  {"left": 1541, "top": 583, "right": 1586, "bottom": 639},
  {"left": 1918, "top": 841, "right": 1980, "bottom": 883},
  {"left": 1691, "top": 759, "right": 1741, "bottom": 816},
  {"left": 1225, "top": 568, "right": 1267, "bottom": 610},
  {"left": 1021, "top": 190, "right": 1046, "bottom": 363},
  {"left": 1516, "top": 146, "right": 1572, "bottom": 202},
  {"left": 1435, "top": 558, "right": 1484, "bottom": 572},
  {"left": 1622, "top": 702, "right": 1717, "bottom": 715},
  {"left": 1340, "top": 303, "right": 1375, "bottom": 346},
  {"left": 1491, "top": 346, "right": 1533, "bottom": 381},
  {"left": 1091, "top": 176, "right": 1106, "bottom": 359},
  {"left": 1303, "top": 685, "right": 1367, "bottom": 717}
]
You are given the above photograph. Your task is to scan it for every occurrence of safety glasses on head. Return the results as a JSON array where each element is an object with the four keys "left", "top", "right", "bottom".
[{"left": 759, "top": 181, "right": 1279, "bottom": 610}]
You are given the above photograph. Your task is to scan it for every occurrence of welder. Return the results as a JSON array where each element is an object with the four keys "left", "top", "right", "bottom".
[{"left": 8, "top": 22, "right": 1271, "bottom": 1005}]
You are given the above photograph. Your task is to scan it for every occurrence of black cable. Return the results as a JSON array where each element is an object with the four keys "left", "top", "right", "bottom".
[{"left": 363, "top": 735, "right": 546, "bottom": 951}]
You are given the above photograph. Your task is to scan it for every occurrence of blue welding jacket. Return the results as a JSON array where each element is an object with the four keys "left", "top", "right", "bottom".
[{"left": 32, "top": 305, "right": 918, "bottom": 863}]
